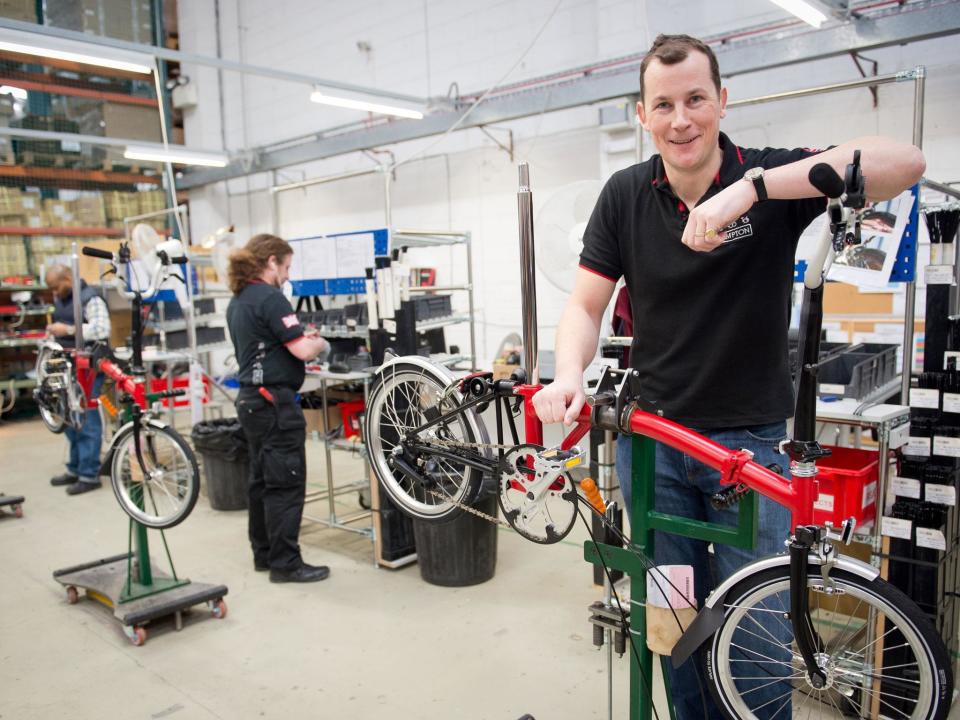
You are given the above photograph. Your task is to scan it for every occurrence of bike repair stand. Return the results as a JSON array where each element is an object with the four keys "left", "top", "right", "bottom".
[
  {"left": 52, "top": 252, "right": 227, "bottom": 645},
  {"left": 0, "top": 493, "right": 24, "bottom": 518},
  {"left": 584, "top": 430, "right": 759, "bottom": 720}
]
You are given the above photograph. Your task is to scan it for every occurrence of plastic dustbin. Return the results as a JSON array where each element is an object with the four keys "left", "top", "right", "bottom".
[
  {"left": 412, "top": 492, "right": 498, "bottom": 587},
  {"left": 191, "top": 419, "right": 249, "bottom": 511}
]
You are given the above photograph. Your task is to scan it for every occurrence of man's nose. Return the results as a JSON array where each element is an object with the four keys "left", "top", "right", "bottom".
[{"left": 671, "top": 107, "right": 690, "bottom": 129}]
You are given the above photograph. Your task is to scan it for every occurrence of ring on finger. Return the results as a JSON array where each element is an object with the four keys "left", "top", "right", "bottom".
[{"left": 704, "top": 228, "right": 718, "bottom": 239}]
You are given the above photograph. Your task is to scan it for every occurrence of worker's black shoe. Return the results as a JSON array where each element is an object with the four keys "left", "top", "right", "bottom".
[
  {"left": 269, "top": 563, "right": 330, "bottom": 583},
  {"left": 66, "top": 480, "right": 102, "bottom": 495},
  {"left": 254, "top": 561, "right": 269, "bottom": 572},
  {"left": 50, "top": 472, "right": 79, "bottom": 486}
]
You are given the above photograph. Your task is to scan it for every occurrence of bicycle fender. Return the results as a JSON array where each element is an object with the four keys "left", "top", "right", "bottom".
[
  {"left": 98, "top": 418, "right": 170, "bottom": 476},
  {"left": 669, "top": 551, "right": 879, "bottom": 668}
]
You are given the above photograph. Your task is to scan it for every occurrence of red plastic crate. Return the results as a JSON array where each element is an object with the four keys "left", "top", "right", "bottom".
[
  {"left": 149, "top": 375, "right": 210, "bottom": 408},
  {"left": 339, "top": 399, "right": 365, "bottom": 439},
  {"left": 812, "top": 445, "right": 879, "bottom": 528}
]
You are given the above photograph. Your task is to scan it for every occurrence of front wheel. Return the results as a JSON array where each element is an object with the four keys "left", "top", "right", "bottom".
[
  {"left": 705, "top": 565, "right": 952, "bottom": 720},
  {"left": 110, "top": 421, "right": 200, "bottom": 529}
]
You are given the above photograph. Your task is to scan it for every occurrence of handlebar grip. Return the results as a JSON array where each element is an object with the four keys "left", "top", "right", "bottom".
[
  {"left": 808, "top": 163, "right": 845, "bottom": 199},
  {"left": 169, "top": 255, "right": 188, "bottom": 264},
  {"left": 81, "top": 246, "right": 114, "bottom": 260},
  {"left": 157, "top": 388, "right": 187, "bottom": 399}
]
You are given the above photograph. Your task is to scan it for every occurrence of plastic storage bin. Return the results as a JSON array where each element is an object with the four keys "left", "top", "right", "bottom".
[
  {"left": 339, "top": 399, "right": 365, "bottom": 439},
  {"left": 812, "top": 445, "right": 879, "bottom": 527}
]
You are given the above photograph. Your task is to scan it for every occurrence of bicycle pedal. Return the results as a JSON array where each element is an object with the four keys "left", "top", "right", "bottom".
[{"left": 539, "top": 445, "right": 585, "bottom": 470}]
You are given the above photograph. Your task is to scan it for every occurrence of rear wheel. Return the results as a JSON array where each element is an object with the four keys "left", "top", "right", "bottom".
[
  {"left": 36, "top": 380, "right": 68, "bottom": 434},
  {"left": 705, "top": 566, "right": 952, "bottom": 720},
  {"left": 110, "top": 421, "right": 200, "bottom": 529},
  {"left": 364, "top": 359, "right": 488, "bottom": 522}
]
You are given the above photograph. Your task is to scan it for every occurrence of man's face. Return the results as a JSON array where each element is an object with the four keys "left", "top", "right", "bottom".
[
  {"left": 637, "top": 52, "right": 726, "bottom": 175},
  {"left": 273, "top": 254, "right": 292, "bottom": 288},
  {"left": 46, "top": 275, "right": 72, "bottom": 300}
]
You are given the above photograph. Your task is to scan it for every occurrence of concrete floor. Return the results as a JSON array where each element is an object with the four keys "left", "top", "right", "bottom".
[{"left": 0, "top": 415, "right": 645, "bottom": 720}]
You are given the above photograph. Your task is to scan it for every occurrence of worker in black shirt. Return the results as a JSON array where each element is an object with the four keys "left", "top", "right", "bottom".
[{"left": 226, "top": 234, "right": 330, "bottom": 583}]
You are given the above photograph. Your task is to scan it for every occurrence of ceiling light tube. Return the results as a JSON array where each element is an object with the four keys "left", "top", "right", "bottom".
[
  {"left": 310, "top": 89, "right": 424, "bottom": 120},
  {"left": 768, "top": 0, "right": 828, "bottom": 28},
  {"left": 0, "top": 32, "right": 153, "bottom": 74},
  {"left": 124, "top": 145, "right": 229, "bottom": 167}
]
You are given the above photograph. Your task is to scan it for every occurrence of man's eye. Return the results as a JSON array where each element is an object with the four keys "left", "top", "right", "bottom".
[
  {"left": 657, "top": 102, "right": 670, "bottom": 110},
  {"left": 690, "top": 95, "right": 704, "bottom": 104}
]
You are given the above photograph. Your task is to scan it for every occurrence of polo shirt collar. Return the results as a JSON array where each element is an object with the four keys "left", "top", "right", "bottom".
[{"left": 651, "top": 132, "right": 746, "bottom": 193}]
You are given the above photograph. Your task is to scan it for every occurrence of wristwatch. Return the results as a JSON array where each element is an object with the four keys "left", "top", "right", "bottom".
[{"left": 743, "top": 167, "right": 768, "bottom": 203}]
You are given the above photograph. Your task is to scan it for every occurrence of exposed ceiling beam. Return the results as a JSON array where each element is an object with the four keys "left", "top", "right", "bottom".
[{"left": 179, "top": 2, "right": 960, "bottom": 189}]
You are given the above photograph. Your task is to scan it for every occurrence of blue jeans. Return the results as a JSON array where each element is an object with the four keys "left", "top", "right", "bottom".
[
  {"left": 616, "top": 422, "right": 792, "bottom": 720},
  {"left": 65, "top": 374, "right": 104, "bottom": 482}
]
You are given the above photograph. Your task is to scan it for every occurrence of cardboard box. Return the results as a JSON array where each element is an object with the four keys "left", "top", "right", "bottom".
[
  {"left": 823, "top": 282, "right": 894, "bottom": 315},
  {"left": 102, "top": 103, "right": 162, "bottom": 143},
  {"left": 79, "top": 239, "right": 121, "bottom": 284}
]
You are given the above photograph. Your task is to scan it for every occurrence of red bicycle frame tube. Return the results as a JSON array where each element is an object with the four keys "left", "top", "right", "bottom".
[
  {"left": 74, "top": 351, "right": 147, "bottom": 409},
  {"left": 521, "top": 383, "right": 816, "bottom": 527}
]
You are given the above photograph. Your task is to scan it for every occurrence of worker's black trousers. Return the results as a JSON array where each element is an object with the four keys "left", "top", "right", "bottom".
[{"left": 236, "top": 386, "right": 307, "bottom": 572}]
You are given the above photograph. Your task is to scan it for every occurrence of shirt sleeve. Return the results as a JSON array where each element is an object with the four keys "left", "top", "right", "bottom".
[
  {"left": 579, "top": 174, "right": 624, "bottom": 282},
  {"left": 262, "top": 292, "right": 304, "bottom": 344},
  {"left": 81, "top": 295, "right": 111, "bottom": 342}
]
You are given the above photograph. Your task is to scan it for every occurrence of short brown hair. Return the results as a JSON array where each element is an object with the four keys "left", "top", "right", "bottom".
[
  {"left": 227, "top": 233, "right": 293, "bottom": 295},
  {"left": 639, "top": 34, "right": 721, "bottom": 103}
]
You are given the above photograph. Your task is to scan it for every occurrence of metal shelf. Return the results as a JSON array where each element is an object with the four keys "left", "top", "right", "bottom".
[
  {"left": 0, "top": 283, "right": 46, "bottom": 291},
  {"left": 0, "top": 305, "right": 53, "bottom": 316},
  {"left": 0, "top": 377, "right": 37, "bottom": 390},
  {"left": 0, "top": 165, "right": 162, "bottom": 190},
  {"left": 0, "top": 226, "right": 124, "bottom": 237},
  {"left": 0, "top": 336, "right": 42, "bottom": 348},
  {"left": 152, "top": 315, "right": 221, "bottom": 332},
  {"left": 391, "top": 230, "right": 469, "bottom": 248},
  {"left": 415, "top": 312, "right": 471, "bottom": 332}
]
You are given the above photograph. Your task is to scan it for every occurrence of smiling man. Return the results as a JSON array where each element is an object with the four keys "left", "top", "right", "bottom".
[{"left": 532, "top": 33, "right": 924, "bottom": 720}]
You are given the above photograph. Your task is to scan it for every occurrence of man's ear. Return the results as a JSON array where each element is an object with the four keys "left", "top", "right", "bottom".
[
  {"left": 719, "top": 86, "right": 728, "bottom": 119},
  {"left": 636, "top": 100, "right": 649, "bottom": 131}
]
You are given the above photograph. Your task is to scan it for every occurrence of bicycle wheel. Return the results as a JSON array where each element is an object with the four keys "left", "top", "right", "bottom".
[
  {"left": 364, "top": 358, "right": 489, "bottom": 522},
  {"left": 36, "top": 379, "right": 68, "bottom": 434},
  {"left": 110, "top": 420, "right": 200, "bottom": 529},
  {"left": 706, "top": 565, "right": 952, "bottom": 720}
]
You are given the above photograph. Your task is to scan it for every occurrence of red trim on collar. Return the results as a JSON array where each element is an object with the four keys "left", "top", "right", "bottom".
[
  {"left": 677, "top": 200, "right": 687, "bottom": 212},
  {"left": 735, "top": 145, "right": 744, "bottom": 165},
  {"left": 713, "top": 171, "right": 721, "bottom": 185}
]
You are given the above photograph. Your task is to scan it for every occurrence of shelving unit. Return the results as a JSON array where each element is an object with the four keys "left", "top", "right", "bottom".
[{"left": 0, "top": 283, "right": 51, "bottom": 418}]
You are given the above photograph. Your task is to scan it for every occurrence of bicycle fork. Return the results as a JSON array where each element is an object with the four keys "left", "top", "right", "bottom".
[{"left": 789, "top": 526, "right": 828, "bottom": 688}]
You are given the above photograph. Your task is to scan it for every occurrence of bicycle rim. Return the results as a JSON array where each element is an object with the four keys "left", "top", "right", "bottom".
[
  {"left": 110, "top": 422, "right": 200, "bottom": 529},
  {"left": 365, "top": 361, "right": 485, "bottom": 521},
  {"left": 708, "top": 567, "right": 948, "bottom": 720}
]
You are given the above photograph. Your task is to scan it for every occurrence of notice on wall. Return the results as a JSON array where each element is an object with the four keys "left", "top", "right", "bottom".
[
  {"left": 903, "top": 436, "right": 930, "bottom": 457},
  {"left": 915, "top": 528, "right": 947, "bottom": 551},
  {"left": 890, "top": 476, "right": 922, "bottom": 499},
  {"left": 943, "top": 393, "right": 960, "bottom": 414},
  {"left": 933, "top": 435, "right": 960, "bottom": 458},
  {"left": 881, "top": 516, "right": 912, "bottom": 540},
  {"left": 925, "top": 484, "right": 957, "bottom": 506},
  {"left": 909, "top": 388, "right": 939, "bottom": 409}
]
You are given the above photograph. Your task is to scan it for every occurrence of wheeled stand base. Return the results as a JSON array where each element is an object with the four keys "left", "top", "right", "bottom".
[
  {"left": 53, "top": 553, "right": 229, "bottom": 646},
  {"left": 0, "top": 493, "right": 24, "bottom": 518}
]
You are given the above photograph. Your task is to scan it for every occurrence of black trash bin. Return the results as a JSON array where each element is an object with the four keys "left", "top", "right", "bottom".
[
  {"left": 412, "top": 491, "right": 498, "bottom": 587},
  {"left": 191, "top": 419, "right": 249, "bottom": 511}
]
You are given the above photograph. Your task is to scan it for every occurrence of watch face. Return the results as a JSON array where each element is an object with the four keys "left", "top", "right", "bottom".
[{"left": 745, "top": 167, "right": 762, "bottom": 180}]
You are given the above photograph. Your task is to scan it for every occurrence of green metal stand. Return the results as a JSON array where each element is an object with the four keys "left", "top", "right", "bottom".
[{"left": 583, "top": 434, "right": 759, "bottom": 720}]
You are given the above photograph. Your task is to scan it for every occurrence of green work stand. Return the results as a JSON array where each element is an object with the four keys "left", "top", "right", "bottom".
[{"left": 584, "top": 434, "right": 759, "bottom": 720}]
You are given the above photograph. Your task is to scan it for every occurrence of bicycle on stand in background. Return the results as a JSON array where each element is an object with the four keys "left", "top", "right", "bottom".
[
  {"left": 74, "top": 240, "right": 200, "bottom": 530},
  {"left": 363, "top": 156, "right": 952, "bottom": 720}
]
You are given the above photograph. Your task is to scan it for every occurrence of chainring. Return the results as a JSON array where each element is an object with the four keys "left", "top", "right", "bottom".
[{"left": 497, "top": 443, "right": 578, "bottom": 544}]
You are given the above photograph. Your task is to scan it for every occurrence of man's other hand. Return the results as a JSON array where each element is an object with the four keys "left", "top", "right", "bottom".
[
  {"left": 532, "top": 375, "right": 586, "bottom": 426},
  {"left": 46, "top": 322, "right": 71, "bottom": 337}
]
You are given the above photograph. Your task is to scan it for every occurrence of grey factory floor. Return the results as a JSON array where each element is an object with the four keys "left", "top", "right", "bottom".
[{"left": 0, "top": 413, "right": 644, "bottom": 720}]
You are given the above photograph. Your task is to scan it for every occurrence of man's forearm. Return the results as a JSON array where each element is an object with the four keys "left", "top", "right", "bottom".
[
  {"left": 553, "top": 303, "right": 603, "bottom": 381},
  {"left": 764, "top": 135, "right": 925, "bottom": 203}
]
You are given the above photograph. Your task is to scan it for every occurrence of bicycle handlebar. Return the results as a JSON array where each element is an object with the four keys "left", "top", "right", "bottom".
[{"left": 81, "top": 246, "right": 115, "bottom": 260}]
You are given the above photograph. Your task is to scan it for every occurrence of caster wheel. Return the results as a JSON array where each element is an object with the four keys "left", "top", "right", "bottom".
[
  {"left": 66, "top": 586, "right": 79, "bottom": 604},
  {"left": 13, "top": 504, "right": 22, "bottom": 518},
  {"left": 211, "top": 598, "right": 227, "bottom": 619},
  {"left": 125, "top": 626, "right": 147, "bottom": 646}
]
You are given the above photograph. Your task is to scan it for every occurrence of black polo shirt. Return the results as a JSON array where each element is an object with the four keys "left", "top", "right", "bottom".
[
  {"left": 579, "top": 132, "right": 826, "bottom": 428},
  {"left": 226, "top": 281, "right": 305, "bottom": 390}
]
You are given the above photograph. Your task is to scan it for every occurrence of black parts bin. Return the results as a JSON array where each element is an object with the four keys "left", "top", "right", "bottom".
[
  {"left": 191, "top": 419, "right": 249, "bottom": 511},
  {"left": 412, "top": 491, "right": 498, "bottom": 587}
]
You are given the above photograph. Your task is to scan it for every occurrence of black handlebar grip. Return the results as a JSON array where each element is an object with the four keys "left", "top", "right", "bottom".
[
  {"left": 808, "top": 163, "right": 845, "bottom": 199},
  {"left": 81, "top": 246, "right": 114, "bottom": 259},
  {"left": 169, "top": 255, "right": 188, "bottom": 264},
  {"left": 157, "top": 388, "right": 187, "bottom": 398}
]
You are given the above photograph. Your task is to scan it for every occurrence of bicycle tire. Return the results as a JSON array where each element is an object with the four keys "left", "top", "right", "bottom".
[
  {"left": 110, "top": 420, "right": 201, "bottom": 529},
  {"left": 37, "top": 383, "right": 67, "bottom": 434},
  {"left": 705, "top": 565, "right": 952, "bottom": 720},
  {"left": 364, "top": 358, "right": 488, "bottom": 522}
]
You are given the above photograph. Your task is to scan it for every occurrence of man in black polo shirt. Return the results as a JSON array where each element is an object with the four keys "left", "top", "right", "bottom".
[
  {"left": 227, "top": 233, "right": 330, "bottom": 583},
  {"left": 532, "top": 34, "right": 924, "bottom": 720}
]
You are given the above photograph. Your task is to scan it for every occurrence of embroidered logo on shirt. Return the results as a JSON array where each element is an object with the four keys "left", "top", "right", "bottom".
[
  {"left": 281, "top": 314, "right": 300, "bottom": 328},
  {"left": 722, "top": 215, "right": 754, "bottom": 244}
]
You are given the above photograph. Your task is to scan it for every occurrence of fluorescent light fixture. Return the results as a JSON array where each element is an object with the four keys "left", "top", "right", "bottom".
[
  {"left": 310, "top": 89, "right": 423, "bottom": 120},
  {"left": 768, "top": 0, "right": 828, "bottom": 28},
  {"left": 0, "top": 85, "right": 27, "bottom": 100},
  {"left": 0, "top": 30, "right": 153, "bottom": 74},
  {"left": 124, "top": 145, "right": 229, "bottom": 168}
]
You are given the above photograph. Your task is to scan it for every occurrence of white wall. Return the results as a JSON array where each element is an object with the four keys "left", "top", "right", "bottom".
[{"left": 176, "top": 0, "right": 960, "bottom": 365}]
